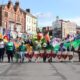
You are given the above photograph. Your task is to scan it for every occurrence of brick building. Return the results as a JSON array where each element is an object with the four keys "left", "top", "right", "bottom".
[{"left": 0, "top": 1, "right": 26, "bottom": 36}]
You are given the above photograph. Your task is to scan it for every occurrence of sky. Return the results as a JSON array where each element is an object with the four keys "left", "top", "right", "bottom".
[{"left": 0, "top": 0, "right": 80, "bottom": 27}]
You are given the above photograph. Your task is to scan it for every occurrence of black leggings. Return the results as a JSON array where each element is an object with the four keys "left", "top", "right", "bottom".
[
  {"left": 6, "top": 51, "right": 14, "bottom": 62},
  {"left": 0, "top": 48, "right": 4, "bottom": 62}
]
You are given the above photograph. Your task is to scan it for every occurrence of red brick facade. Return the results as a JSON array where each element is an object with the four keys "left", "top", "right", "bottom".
[{"left": 0, "top": 1, "right": 26, "bottom": 33}]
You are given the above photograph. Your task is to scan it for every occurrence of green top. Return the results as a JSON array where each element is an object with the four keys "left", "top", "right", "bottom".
[
  {"left": 6, "top": 42, "right": 15, "bottom": 51},
  {"left": 19, "top": 45, "right": 26, "bottom": 52}
]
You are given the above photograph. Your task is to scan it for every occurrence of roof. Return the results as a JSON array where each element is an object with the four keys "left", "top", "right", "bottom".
[
  {"left": 77, "top": 27, "right": 80, "bottom": 29},
  {"left": 0, "top": 4, "right": 6, "bottom": 9},
  {"left": 26, "top": 12, "right": 37, "bottom": 19},
  {"left": 20, "top": 8, "right": 26, "bottom": 14},
  {"left": 59, "top": 19, "right": 70, "bottom": 23},
  {"left": 0, "top": 4, "right": 26, "bottom": 14},
  {"left": 0, "top": 2, "right": 37, "bottom": 19},
  {"left": 20, "top": 9, "right": 37, "bottom": 19}
]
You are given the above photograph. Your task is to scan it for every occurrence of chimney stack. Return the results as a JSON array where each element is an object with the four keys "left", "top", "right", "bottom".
[
  {"left": 7, "top": 0, "right": 12, "bottom": 8},
  {"left": 14, "top": 0, "right": 19, "bottom": 11},
  {"left": 26, "top": 9, "right": 30, "bottom": 13},
  {"left": 15, "top": 0, "right": 19, "bottom": 6}
]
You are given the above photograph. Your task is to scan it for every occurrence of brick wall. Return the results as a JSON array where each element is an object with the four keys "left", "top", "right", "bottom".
[
  {"left": 0, "top": 1, "right": 26, "bottom": 33},
  {"left": 0, "top": 6, "right": 2, "bottom": 26}
]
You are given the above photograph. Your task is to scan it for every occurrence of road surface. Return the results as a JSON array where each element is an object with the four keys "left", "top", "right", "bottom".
[{"left": 0, "top": 53, "right": 80, "bottom": 80}]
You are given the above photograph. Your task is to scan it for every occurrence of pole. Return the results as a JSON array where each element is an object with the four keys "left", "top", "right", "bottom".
[{"left": 61, "top": 20, "right": 63, "bottom": 39}]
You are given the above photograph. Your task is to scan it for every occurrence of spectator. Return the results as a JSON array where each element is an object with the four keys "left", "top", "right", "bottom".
[
  {"left": 18, "top": 42, "right": 26, "bottom": 63},
  {"left": 0, "top": 39, "right": 5, "bottom": 62},
  {"left": 6, "top": 39, "right": 15, "bottom": 63}
]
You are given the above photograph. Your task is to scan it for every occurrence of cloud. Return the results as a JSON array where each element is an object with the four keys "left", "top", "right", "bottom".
[
  {"left": 34, "top": 13, "right": 80, "bottom": 27},
  {"left": 34, "top": 12, "right": 54, "bottom": 27},
  {"left": 35, "top": 12, "right": 54, "bottom": 19},
  {"left": 38, "top": 20, "right": 52, "bottom": 27}
]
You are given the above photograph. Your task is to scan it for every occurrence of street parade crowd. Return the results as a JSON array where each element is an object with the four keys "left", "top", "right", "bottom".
[{"left": 0, "top": 32, "right": 80, "bottom": 63}]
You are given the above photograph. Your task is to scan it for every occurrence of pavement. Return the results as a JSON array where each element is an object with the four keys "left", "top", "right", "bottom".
[{"left": 0, "top": 53, "right": 80, "bottom": 80}]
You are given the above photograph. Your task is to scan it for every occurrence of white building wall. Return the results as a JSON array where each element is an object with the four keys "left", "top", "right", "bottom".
[
  {"left": 26, "top": 15, "right": 32, "bottom": 32},
  {"left": 26, "top": 13, "right": 37, "bottom": 34}
]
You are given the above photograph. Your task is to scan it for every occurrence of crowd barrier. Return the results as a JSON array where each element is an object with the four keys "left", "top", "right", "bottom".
[{"left": 14, "top": 50, "right": 74, "bottom": 60}]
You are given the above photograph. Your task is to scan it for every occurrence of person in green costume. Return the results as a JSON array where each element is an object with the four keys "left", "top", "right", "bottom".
[{"left": 6, "top": 39, "right": 15, "bottom": 63}]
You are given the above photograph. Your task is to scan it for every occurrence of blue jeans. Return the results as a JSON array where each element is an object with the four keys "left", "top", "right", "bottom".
[{"left": 19, "top": 52, "right": 25, "bottom": 62}]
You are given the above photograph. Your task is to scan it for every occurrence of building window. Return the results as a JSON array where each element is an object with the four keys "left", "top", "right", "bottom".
[
  {"left": 9, "top": 23, "right": 14, "bottom": 31},
  {"left": 9, "top": 11, "right": 14, "bottom": 21},
  {"left": 5, "top": 12, "right": 8, "bottom": 17},
  {"left": 17, "top": 16, "right": 20, "bottom": 22},
  {"left": 16, "top": 25, "right": 21, "bottom": 32}
]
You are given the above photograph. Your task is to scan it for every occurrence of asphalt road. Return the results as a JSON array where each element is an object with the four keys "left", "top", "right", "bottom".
[{"left": 0, "top": 53, "right": 80, "bottom": 80}]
